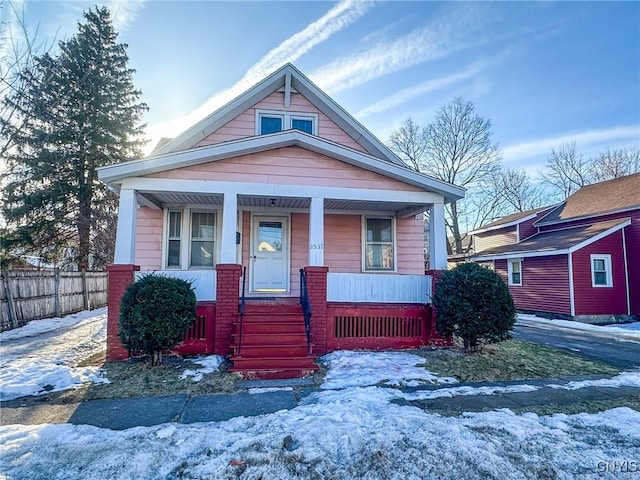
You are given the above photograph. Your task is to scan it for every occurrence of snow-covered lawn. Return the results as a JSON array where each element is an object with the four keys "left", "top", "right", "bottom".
[
  {"left": 1, "top": 310, "right": 640, "bottom": 478},
  {"left": 0, "top": 308, "right": 110, "bottom": 401},
  {"left": 518, "top": 314, "right": 640, "bottom": 341}
]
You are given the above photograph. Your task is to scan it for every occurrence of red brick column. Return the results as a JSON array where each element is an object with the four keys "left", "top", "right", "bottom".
[
  {"left": 425, "top": 269, "right": 452, "bottom": 346},
  {"left": 304, "top": 266, "right": 329, "bottom": 354},
  {"left": 106, "top": 264, "right": 140, "bottom": 361},
  {"left": 215, "top": 264, "right": 242, "bottom": 355}
]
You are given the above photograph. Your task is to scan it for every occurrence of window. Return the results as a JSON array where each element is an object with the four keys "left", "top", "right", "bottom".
[
  {"left": 364, "top": 217, "right": 394, "bottom": 271},
  {"left": 591, "top": 254, "right": 612, "bottom": 287},
  {"left": 165, "top": 209, "right": 216, "bottom": 269},
  {"left": 190, "top": 212, "right": 215, "bottom": 267},
  {"left": 256, "top": 110, "right": 317, "bottom": 135},
  {"left": 508, "top": 259, "right": 522, "bottom": 286},
  {"left": 167, "top": 211, "right": 182, "bottom": 267}
]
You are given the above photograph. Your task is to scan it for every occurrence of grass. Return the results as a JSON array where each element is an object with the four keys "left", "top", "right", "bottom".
[{"left": 413, "top": 339, "right": 619, "bottom": 382}]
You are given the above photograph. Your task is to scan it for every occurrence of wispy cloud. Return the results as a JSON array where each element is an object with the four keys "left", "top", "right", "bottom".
[
  {"left": 355, "top": 56, "right": 504, "bottom": 119},
  {"left": 146, "top": 0, "right": 374, "bottom": 149},
  {"left": 309, "top": 3, "right": 493, "bottom": 95},
  {"left": 502, "top": 125, "right": 640, "bottom": 162},
  {"left": 108, "top": 0, "right": 145, "bottom": 32}
]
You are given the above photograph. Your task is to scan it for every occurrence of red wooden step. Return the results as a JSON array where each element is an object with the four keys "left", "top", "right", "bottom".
[
  {"left": 229, "top": 368, "right": 317, "bottom": 380},
  {"left": 236, "top": 312, "right": 303, "bottom": 323},
  {"left": 230, "top": 356, "right": 317, "bottom": 369},
  {"left": 233, "top": 322, "right": 307, "bottom": 334},
  {"left": 242, "top": 304, "right": 302, "bottom": 314},
  {"left": 231, "top": 333, "right": 308, "bottom": 346},
  {"left": 231, "top": 344, "right": 310, "bottom": 357}
]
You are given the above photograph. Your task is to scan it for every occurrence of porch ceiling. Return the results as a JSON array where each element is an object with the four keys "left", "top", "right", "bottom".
[{"left": 139, "top": 192, "right": 429, "bottom": 216}]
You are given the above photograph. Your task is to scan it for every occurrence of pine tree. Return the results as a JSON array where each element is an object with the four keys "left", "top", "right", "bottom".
[{"left": 2, "top": 7, "right": 147, "bottom": 270}]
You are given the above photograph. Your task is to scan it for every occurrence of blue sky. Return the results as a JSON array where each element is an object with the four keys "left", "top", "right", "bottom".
[{"left": 9, "top": 0, "right": 640, "bottom": 173}]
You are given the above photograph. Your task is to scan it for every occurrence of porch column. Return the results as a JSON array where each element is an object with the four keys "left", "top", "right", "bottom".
[
  {"left": 220, "top": 192, "right": 238, "bottom": 264},
  {"left": 429, "top": 202, "right": 447, "bottom": 270},
  {"left": 114, "top": 188, "right": 138, "bottom": 264},
  {"left": 308, "top": 197, "right": 324, "bottom": 266}
]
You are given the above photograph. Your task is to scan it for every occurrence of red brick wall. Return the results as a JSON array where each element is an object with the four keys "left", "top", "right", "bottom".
[
  {"left": 425, "top": 269, "right": 453, "bottom": 346},
  {"left": 304, "top": 266, "right": 329, "bottom": 354},
  {"left": 214, "top": 264, "right": 241, "bottom": 355},
  {"left": 105, "top": 264, "right": 140, "bottom": 361}
]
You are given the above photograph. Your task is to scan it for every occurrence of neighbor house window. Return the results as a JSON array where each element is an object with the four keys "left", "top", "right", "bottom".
[
  {"left": 256, "top": 110, "right": 317, "bottom": 135},
  {"left": 190, "top": 212, "right": 215, "bottom": 267},
  {"left": 167, "top": 211, "right": 182, "bottom": 268},
  {"left": 508, "top": 259, "right": 522, "bottom": 286},
  {"left": 364, "top": 217, "right": 394, "bottom": 271},
  {"left": 591, "top": 254, "right": 612, "bottom": 287}
]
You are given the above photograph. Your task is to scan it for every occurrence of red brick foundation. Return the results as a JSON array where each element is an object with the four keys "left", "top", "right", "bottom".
[
  {"left": 304, "top": 266, "right": 329, "bottom": 354},
  {"left": 106, "top": 264, "right": 140, "bottom": 361},
  {"left": 214, "top": 264, "right": 242, "bottom": 355}
]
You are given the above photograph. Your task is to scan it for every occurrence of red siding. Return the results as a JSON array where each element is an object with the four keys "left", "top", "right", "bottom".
[
  {"left": 571, "top": 230, "right": 628, "bottom": 316},
  {"left": 474, "top": 226, "right": 517, "bottom": 253},
  {"left": 495, "top": 257, "right": 571, "bottom": 316}
]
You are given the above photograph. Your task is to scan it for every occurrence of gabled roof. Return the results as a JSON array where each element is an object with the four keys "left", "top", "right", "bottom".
[
  {"left": 150, "top": 63, "right": 405, "bottom": 167},
  {"left": 469, "top": 206, "right": 554, "bottom": 235},
  {"left": 97, "top": 130, "right": 465, "bottom": 202},
  {"left": 473, "top": 218, "right": 630, "bottom": 260},
  {"left": 536, "top": 173, "right": 640, "bottom": 226}
]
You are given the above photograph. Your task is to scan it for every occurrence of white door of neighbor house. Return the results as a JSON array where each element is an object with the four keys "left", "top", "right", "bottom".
[{"left": 251, "top": 215, "right": 289, "bottom": 293}]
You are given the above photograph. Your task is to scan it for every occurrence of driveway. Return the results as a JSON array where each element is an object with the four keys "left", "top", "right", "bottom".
[{"left": 513, "top": 318, "right": 640, "bottom": 370}]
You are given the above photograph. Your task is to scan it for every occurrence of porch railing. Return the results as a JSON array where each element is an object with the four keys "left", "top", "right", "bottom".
[
  {"left": 135, "top": 270, "right": 216, "bottom": 301},
  {"left": 299, "top": 268, "right": 312, "bottom": 355},
  {"left": 327, "top": 273, "right": 432, "bottom": 304},
  {"left": 237, "top": 266, "right": 247, "bottom": 355}
]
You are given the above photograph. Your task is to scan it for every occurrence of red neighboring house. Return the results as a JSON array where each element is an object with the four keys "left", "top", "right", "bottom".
[{"left": 467, "top": 173, "right": 639, "bottom": 323}]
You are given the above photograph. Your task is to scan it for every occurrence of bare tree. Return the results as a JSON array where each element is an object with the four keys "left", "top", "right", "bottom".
[
  {"left": 388, "top": 118, "right": 428, "bottom": 172},
  {"left": 493, "top": 168, "right": 546, "bottom": 213},
  {"left": 423, "top": 97, "right": 501, "bottom": 254},
  {"left": 540, "top": 141, "right": 590, "bottom": 199},
  {"left": 590, "top": 147, "right": 640, "bottom": 182}
]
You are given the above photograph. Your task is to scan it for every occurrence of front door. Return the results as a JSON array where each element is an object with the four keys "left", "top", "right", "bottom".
[{"left": 251, "top": 215, "right": 289, "bottom": 293}]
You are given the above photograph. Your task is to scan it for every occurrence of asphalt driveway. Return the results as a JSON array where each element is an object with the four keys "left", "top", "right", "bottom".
[{"left": 513, "top": 319, "right": 640, "bottom": 370}]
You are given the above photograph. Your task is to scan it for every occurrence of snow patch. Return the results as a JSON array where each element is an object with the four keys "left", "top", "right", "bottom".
[
  {"left": 179, "top": 355, "right": 225, "bottom": 382},
  {"left": 248, "top": 387, "right": 293, "bottom": 394},
  {"left": 320, "top": 350, "right": 458, "bottom": 389},
  {"left": 398, "top": 383, "right": 539, "bottom": 401},
  {"left": 0, "top": 307, "right": 107, "bottom": 341},
  {"left": 549, "top": 370, "right": 640, "bottom": 390},
  {"left": 518, "top": 314, "right": 640, "bottom": 341}
]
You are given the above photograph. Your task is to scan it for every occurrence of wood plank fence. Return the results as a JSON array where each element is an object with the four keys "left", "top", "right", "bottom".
[{"left": 0, "top": 269, "right": 108, "bottom": 331}]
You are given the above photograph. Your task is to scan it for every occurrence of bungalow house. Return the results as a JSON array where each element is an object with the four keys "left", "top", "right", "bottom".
[
  {"left": 98, "top": 63, "right": 464, "bottom": 378},
  {"left": 467, "top": 173, "right": 639, "bottom": 323}
]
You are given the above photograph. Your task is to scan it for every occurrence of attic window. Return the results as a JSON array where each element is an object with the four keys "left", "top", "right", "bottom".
[{"left": 256, "top": 110, "right": 317, "bottom": 135}]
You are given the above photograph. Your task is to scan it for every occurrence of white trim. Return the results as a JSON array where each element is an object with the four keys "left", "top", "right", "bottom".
[
  {"left": 516, "top": 223, "right": 520, "bottom": 243},
  {"left": 327, "top": 273, "right": 431, "bottom": 304},
  {"left": 535, "top": 204, "right": 640, "bottom": 227},
  {"left": 507, "top": 258, "right": 523, "bottom": 286},
  {"left": 473, "top": 219, "right": 631, "bottom": 261},
  {"left": 361, "top": 216, "right": 397, "bottom": 273},
  {"left": 249, "top": 213, "right": 291, "bottom": 293},
  {"left": 309, "top": 197, "right": 325, "bottom": 266},
  {"left": 255, "top": 109, "right": 318, "bottom": 135},
  {"left": 590, "top": 254, "right": 613, "bottom": 288},
  {"left": 469, "top": 213, "right": 538, "bottom": 235},
  {"left": 114, "top": 189, "right": 138, "bottom": 264},
  {"left": 98, "top": 129, "right": 464, "bottom": 202},
  {"left": 429, "top": 202, "right": 448, "bottom": 269},
  {"left": 622, "top": 229, "right": 631, "bottom": 315},
  {"left": 121, "top": 176, "right": 444, "bottom": 205},
  {"left": 220, "top": 193, "right": 238, "bottom": 264},
  {"left": 284, "top": 72, "right": 291, "bottom": 108},
  {"left": 568, "top": 253, "right": 575, "bottom": 316},
  {"left": 162, "top": 207, "right": 220, "bottom": 270}
]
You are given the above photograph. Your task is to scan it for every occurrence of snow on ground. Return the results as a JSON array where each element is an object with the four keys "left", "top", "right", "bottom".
[
  {"left": 549, "top": 370, "right": 640, "bottom": 390},
  {"left": 399, "top": 384, "right": 539, "bottom": 401},
  {"left": 518, "top": 314, "right": 640, "bottom": 341},
  {"left": 1, "top": 387, "right": 639, "bottom": 479},
  {"left": 320, "top": 350, "right": 458, "bottom": 389},
  {"left": 0, "top": 309, "right": 109, "bottom": 401},
  {"left": 179, "top": 355, "right": 225, "bottom": 381}
]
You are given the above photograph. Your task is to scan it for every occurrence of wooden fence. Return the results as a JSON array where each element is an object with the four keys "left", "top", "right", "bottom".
[{"left": 0, "top": 269, "right": 108, "bottom": 331}]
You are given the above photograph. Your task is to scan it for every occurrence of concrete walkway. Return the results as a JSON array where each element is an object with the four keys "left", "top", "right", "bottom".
[{"left": 1, "top": 376, "right": 638, "bottom": 430}]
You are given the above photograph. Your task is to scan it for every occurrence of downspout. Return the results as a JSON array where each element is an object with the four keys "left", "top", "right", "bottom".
[
  {"left": 622, "top": 228, "right": 631, "bottom": 315},
  {"left": 568, "top": 253, "right": 576, "bottom": 317}
]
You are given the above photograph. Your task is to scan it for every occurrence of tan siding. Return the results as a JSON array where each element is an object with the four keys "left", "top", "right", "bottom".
[
  {"left": 324, "top": 214, "right": 362, "bottom": 273},
  {"left": 135, "top": 207, "right": 163, "bottom": 270},
  {"left": 474, "top": 227, "right": 518, "bottom": 252},
  {"left": 396, "top": 216, "right": 425, "bottom": 274},
  {"left": 196, "top": 91, "right": 368, "bottom": 153},
  {"left": 147, "top": 146, "right": 423, "bottom": 192}
]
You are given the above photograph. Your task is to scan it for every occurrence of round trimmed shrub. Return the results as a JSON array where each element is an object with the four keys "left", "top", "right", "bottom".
[
  {"left": 119, "top": 274, "right": 196, "bottom": 365},
  {"left": 432, "top": 263, "right": 516, "bottom": 351}
]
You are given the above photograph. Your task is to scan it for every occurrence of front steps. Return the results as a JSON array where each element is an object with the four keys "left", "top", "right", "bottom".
[{"left": 229, "top": 301, "right": 318, "bottom": 379}]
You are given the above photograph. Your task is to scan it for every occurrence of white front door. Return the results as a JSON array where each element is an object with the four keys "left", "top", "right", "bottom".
[{"left": 251, "top": 215, "right": 289, "bottom": 293}]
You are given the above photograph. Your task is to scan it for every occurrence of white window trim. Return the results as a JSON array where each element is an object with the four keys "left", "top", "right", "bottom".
[
  {"left": 590, "top": 254, "right": 613, "bottom": 287},
  {"left": 361, "top": 216, "right": 397, "bottom": 273},
  {"left": 162, "top": 207, "right": 221, "bottom": 270},
  {"left": 255, "top": 109, "right": 318, "bottom": 135},
  {"left": 507, "top": 258, "right": 523, "bottom": 286}
]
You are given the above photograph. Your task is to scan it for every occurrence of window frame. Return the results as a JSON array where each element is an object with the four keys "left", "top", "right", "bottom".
[
  {"left": 255, "top": 109, "right": 318, "bottom": 135},
  {"left": 361, "top": 216, "right": 397, "bottom": 273},
  {"left": 507, "top": 259, "right": 523, "bottom": 286},
  {"left": 590, "top": 254, "right": 613, "bottom": 287},
  {"left": 162, "top": 208, "right": 220, "bottom": 270}
]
